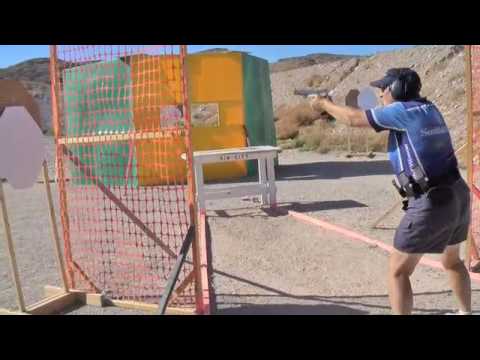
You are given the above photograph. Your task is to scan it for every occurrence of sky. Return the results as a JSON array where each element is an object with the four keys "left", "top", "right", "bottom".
[{"left": 0, "top": 45, "right": 416, "bottom": 68}]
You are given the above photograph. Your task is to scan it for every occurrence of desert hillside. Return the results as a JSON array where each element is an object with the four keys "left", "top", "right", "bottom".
[
  {"left": 271, "top": 45, "right": 467, "bottom": 150},
  {"left": 0, "top": 45, "right": 467, "bottom": 149}
]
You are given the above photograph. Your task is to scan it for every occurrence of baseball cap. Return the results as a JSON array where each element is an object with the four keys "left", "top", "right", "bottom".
[{"left": 370, "top": 68, "right": 422, "bottom": 92}]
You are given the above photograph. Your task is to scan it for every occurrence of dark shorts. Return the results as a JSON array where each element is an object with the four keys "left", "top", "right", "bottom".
[{"left": 394, "top": 178, "right": 471, "bottom": 254}]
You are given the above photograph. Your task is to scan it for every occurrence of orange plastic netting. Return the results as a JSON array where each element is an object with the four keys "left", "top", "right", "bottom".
[
  {"left": 50, "top": 45, "right": 198, "bottom": 307},
  {"left": 470, "top": 45, "right": 480, "bottom": 257}
]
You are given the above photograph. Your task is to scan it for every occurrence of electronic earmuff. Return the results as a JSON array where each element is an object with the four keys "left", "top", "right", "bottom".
[
  {"left": 389, "top": 73, "right": 408, "bottom": 101},
  {"left": 388, "top": 71, "right": 421, "bottom": 101}
]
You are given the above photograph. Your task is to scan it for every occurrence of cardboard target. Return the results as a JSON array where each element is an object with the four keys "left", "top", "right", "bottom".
[
  {"left": 358, "top": 87, "right": 379, "bottom": 110},
  {"left": 0, "top": 106, "right": 45, "bottom": 189}
]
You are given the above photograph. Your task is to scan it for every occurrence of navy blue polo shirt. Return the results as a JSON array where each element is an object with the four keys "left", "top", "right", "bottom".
[{"left": 365, "top": 100, "right": 458, "bottom": 180}]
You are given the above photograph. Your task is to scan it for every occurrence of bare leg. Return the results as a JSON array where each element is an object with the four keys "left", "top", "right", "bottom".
[
  {"left": 388, "top": 250, "right": 423, "bottom": 315},
  {"left": 471, "top": 259, "right": 480, "bottom": 273},
  {"left": 469, "top": 244, "right": 480, "bottom": 272},
  {"left": 442, "top": 244, "right": 471, "bottom": 313}
]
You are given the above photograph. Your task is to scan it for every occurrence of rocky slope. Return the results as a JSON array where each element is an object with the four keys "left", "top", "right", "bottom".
[
  {"left": 270, "top": 53, "right": 363, "bottom": 73},
  {"left": 0, "top": 58, "right": 52, "bottom": 132},
  {"left": 271, "top": 45, "right": 467, "bottom": 149}
]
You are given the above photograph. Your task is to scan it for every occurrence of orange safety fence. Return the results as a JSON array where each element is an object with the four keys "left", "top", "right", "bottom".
[
  {"left": 49, "top": 45, "right": 209, "bottom": 312},
  {"left": 469, "top": 45, "right": 480, "bottom": 260}
]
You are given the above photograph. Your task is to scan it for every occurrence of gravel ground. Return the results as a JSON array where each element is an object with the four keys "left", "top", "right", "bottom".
[
  {"left": 207, "top": 150, "right": 480, "bottom": 315},
  {"left": 1, "top": 146, "right": 478, "bottom": 315}
]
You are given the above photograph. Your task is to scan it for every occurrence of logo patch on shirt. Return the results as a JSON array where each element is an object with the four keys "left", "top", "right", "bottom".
[{"left": 420, "top": 126, "right": 449, "bottom": 137}]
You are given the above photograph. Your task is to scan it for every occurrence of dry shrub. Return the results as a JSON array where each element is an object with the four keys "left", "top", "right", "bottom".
[
  {"left": 298, "top": 122, "right": 388, "bottom": 153},
  {"left": 298, "top": 122, "right": 333, "bottom": 152},
  {"left": 276, "top": 119, "right": 301, "bottom": 139},
  {"left": 278, "top": 138, "right": 306, "bottom": 150},
  {"left": 306, "top": 74, "right": 329, "bottom": 88},
  {"left": 274, "top": 103, "right": 290, "bottom": 122},
  {"left": 275, "top": 103, "right": 330, "bottom": 140},
  {"left": 368, "top": 132, "right": 389, "bottom": 152},
  {"left": 275, "top": 102, "right": 388, "bottom": 152}
]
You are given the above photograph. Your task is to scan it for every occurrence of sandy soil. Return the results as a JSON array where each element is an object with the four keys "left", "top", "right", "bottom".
[{"left": 1, "top": 145, "right": 478, "bottom": 315}]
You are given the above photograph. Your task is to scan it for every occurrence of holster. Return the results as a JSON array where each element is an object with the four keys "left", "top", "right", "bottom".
[{"left": 426, "top": 186, "right": 454, "bottom": 207}]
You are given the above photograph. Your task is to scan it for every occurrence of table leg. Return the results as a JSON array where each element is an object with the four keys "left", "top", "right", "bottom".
[
  {"left": 258, "top": 158, "right": 268, "bottom": 205},
  {"left": 194, "top": 163, "right": 206, "bottom": 211},
  {"left": 266, "top": 157, "right": 277, "bottom": 207}
]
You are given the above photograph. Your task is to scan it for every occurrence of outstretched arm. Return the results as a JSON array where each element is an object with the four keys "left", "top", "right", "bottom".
[{"left": 309, "top": 97, "right": 370, "bottom": 128}]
